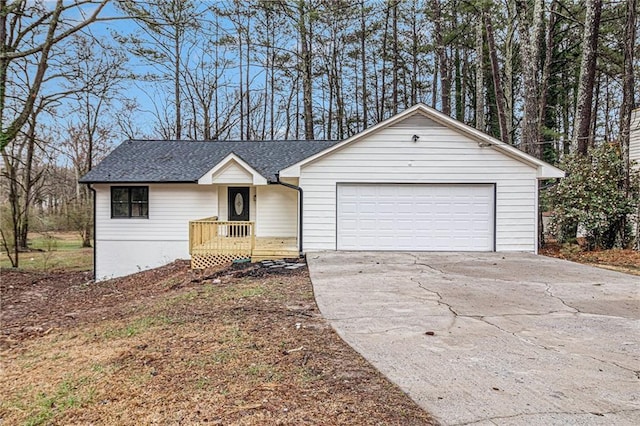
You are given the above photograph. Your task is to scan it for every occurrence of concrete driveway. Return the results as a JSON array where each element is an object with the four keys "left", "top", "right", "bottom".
[{"left": 307, "top": 252, "right": 640, "bottom": 425}]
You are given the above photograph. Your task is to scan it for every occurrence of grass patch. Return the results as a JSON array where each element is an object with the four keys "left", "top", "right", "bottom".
[
  {"left": 102, "top": 315, "right": 171, "bottom": 339},
  {"left": 6, "top": 376, "right": 95, "bottom": 426},
  {"left": 0, "top": 232, "right": 92, "bottom": 272},
  {"left": 219, "top": 283, "right": 267, "bottom": 301}
]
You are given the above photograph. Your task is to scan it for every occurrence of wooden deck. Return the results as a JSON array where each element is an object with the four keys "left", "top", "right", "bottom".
[
  {"left": 189, "top": 218, "right": 298, "bottom": 268},
  {"left": 252, "top": 237, "right": 299, "bottom": 261}
]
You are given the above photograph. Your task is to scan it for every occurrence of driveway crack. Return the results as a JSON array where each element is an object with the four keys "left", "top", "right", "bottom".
[
  {"left": 412, "top": 277, "right": 459, "bottom": 331},
  {"left": 582, "top": 354, "right": 640, "bottom": 377},
  {"left": 544, "top": 283, "right": 580, "bottom": 313},
  {"left": 413, "top": 279, "right": 561, "bottom": 351}
]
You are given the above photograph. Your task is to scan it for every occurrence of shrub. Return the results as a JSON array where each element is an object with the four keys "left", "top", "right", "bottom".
[{"left": 547, "top": 144, "right": 639, "bottom": 250}]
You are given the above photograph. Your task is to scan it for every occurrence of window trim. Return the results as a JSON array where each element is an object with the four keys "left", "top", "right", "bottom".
[{"left": 110, "top": 186, "right": 149, "bottom": 219}]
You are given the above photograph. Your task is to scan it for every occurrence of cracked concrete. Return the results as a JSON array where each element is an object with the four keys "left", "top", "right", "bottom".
[{"left": 307, "top": 251, "right": 640, "bottom": 425}]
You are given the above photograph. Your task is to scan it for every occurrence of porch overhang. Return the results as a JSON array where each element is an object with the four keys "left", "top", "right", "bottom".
[{"left": 197, "top": 153, "right": 268, "bottom": 185}]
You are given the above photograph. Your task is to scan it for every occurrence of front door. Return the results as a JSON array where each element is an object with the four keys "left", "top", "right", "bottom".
[{"left": 228, "top": 187, "right": 250, "bottom": 222}]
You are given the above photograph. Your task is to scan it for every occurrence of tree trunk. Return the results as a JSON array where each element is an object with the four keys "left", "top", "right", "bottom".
[
  {"left": 516, "top": 0, "right": 544, "bottom": 157},
  {"left": 298, "top": 1, "right": 314, "bottom": 140},
  {"left": 360, "top": 0, "right": 368, "bottom": 129},
  {"left": 380, "top": 2, "right": 390, "bottom": 121},
  {"left": 537, "top": 0, "right": 559, "bottom": 159},
  {"left": 484, "top": 10, "right": 509, "bottom": 143},
  {"left": 475, "top": 14, "right": 484, "bottom": 131},
  {"left": 431, "top": 0, "right": 450, "bottom": 115},
  {"left": 573, "top": 0, "right": 603, "bottom": 155},
  {"left": 619, "top": 0, "right": 637, "bottom": 189},
  {"left": 410, "top": 0, "right": 419, "bottom": 106},
  {"left": 504, "top": 0, "right": 516, "bottom": 144},
  {"left": 391, "top": 0, "right": 399, "bottom": 114},
  {"left": 174, "top": 30, "right": 182, "bottom": 139}
]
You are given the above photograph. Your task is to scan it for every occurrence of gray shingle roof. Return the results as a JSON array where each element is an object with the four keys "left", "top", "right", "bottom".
[{"left": 79, "top": 139, "right": 342, "bottom": 184}]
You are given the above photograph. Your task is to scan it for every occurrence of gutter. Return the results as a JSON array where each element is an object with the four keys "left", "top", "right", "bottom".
[
  {"left": 87, "top": 184, "right": 97, "bottom": 281},
  {"left": 275, "top": 174, "right": 303, "bottom": 256}
]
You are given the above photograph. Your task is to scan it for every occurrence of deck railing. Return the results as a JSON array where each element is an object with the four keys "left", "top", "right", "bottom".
[{"left": 189, "top": 217, "right": 256, "bottom": 256}]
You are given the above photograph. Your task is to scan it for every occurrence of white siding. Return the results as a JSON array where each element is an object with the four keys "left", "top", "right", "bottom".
[
  {"left": 630, "top": 108, "right": 640, "bottom": 169},
  {"left": 94, "top": 183, "right": 217, "bottom": 279},
  {"left": 389, "top": 113, "right": 440, "bottom": 128},
  {"left": 299, "top": 120, "right": 538, "bottom": 252},
  {"left": 212, "top": 160, "right": 253, "bottom": 184},
  {"left": 256, "top": 185, "right": 298, "bottom": 237}
]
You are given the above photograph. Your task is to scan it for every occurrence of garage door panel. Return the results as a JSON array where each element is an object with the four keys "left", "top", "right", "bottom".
[{"left": 337, "top": 184, "right": 494, "bottom": 251}]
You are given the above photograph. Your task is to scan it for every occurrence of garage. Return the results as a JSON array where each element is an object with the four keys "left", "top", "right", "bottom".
[{"left": 337, "top": 183, "right": 495, "bottom": 251}]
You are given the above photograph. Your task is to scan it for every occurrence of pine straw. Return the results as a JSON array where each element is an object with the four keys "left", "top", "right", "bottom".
[
  {"left": 0, "top": 262, "right": 436, "bottom": 425},
  {"left": 540, "top": 243, "right": 640, "bottom": 276}
]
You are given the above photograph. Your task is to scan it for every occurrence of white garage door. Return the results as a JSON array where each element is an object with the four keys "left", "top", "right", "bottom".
[{"left": 337, "top": 184, "right": 495, "bottom": 251}]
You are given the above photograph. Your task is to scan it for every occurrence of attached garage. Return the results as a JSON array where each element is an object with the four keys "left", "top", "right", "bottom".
[
  {"left": 278, "top": 104, "right": 564, "bottom": 254},
  {"left": 337, "top": 183, "right": 494, "bottom": 251}
]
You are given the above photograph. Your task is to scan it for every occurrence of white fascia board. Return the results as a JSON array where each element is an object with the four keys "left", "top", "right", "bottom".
[
  {"left": 197, "top": 153, "right": 268, "bottom": 185},
  {"left": 485, "top": 143, "right": 565, "bottom": 178},
  {"left": 537, "top": 163, "right": 565, "bottom": 179}
]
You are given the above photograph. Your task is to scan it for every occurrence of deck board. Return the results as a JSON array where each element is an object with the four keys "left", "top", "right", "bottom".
[{"left": 192, "top": 236, "right": 298, "bottom": 259}]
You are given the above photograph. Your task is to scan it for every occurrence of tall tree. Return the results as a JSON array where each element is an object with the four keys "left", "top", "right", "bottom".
[
  {"left": 516, "top": 0, "right": 545, "bottom": 157},
  {"left": 619, "top": 0, "right": 637, "bottom": 175},
  {"left": 483, "top": 6, "right": 508, "bottom": 143},
  {"left": 117, "top": 0, "right": 203, "bottom": 140},
  {"left": 431, "top": 0, "right": 451, "bottom": 116},
  {"left": 573, "top": 0, "right": 603, "bottom": 155},
  {"left": 296, "top": 0, "right": 315, "bottom": 140},
  {"left": 475, "top": 9, "right": 484, "bottom": 131}
]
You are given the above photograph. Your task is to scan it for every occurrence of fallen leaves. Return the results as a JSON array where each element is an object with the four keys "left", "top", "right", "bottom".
[
  {"left": 0, "top": 261, "right": 436, "bottom": 425},
  {"left": 541, "top": 243, "right": 640, "bottom": 276}
]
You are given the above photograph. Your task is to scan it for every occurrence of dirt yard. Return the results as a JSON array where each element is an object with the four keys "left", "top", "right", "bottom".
[
  {"left": 0, "top": 260, "right": 436, "bottom": 425},
  {"left": 540, "top": 243, "right": 640, "bottom": 276}
]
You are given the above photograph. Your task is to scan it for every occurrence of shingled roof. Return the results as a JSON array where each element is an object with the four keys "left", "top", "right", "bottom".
[{"left": 79, "top": 139, "right": 341, "bottom": 184}]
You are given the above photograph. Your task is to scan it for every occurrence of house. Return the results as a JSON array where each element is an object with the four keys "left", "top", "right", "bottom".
[
  {"left": 631, "top": 108, "right": 640, "bottom": 168},
  {"left": 631, "top": 107, "right": 640, "bottom": 250},
  {"left": 80, "top": 104, "right": 564, "bottom": 280}
]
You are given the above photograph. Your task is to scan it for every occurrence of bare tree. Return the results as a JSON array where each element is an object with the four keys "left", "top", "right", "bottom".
[
  {"left": 58, "top": 34, "right": 129, "bottom": 246},
  {"left": 0, "top": 0, "right": 109, "bottom": 151},
  {"left": 117, "top": 0, "right": 203, "bottom": 140}
]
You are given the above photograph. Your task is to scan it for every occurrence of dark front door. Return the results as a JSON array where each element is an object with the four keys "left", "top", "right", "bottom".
[{"left": 228, "top": 187, "right": 250, "bottom": 222}]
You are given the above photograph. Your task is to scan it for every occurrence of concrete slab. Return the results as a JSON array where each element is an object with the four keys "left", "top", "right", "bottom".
[{"left": 307, "top": 251, "right": 640, "bottom": 426}]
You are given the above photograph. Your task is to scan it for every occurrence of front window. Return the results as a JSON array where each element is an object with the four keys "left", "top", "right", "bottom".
[{"left": 111, "top": 186, "right": 149, "bottom": 218}]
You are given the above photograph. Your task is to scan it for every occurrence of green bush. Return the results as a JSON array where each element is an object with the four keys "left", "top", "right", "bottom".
[{"left": 547, "top": 144, "right": 639, "bottom": 250}]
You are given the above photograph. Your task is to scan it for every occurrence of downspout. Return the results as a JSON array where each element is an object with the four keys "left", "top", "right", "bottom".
[
  {"left": 275, "top": 173, "right": 303, "bottom": 256},
  {"left": 87, "top": 184, "right": 97, "bottom": 281}
]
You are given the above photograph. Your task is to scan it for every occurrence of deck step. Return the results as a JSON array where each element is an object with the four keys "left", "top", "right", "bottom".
[
  {"left": 251, "top": 252, "right": 300, "bottom": 262},
  {"left": 252, "top": 250, "right": 299, "bottom": 255}
]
